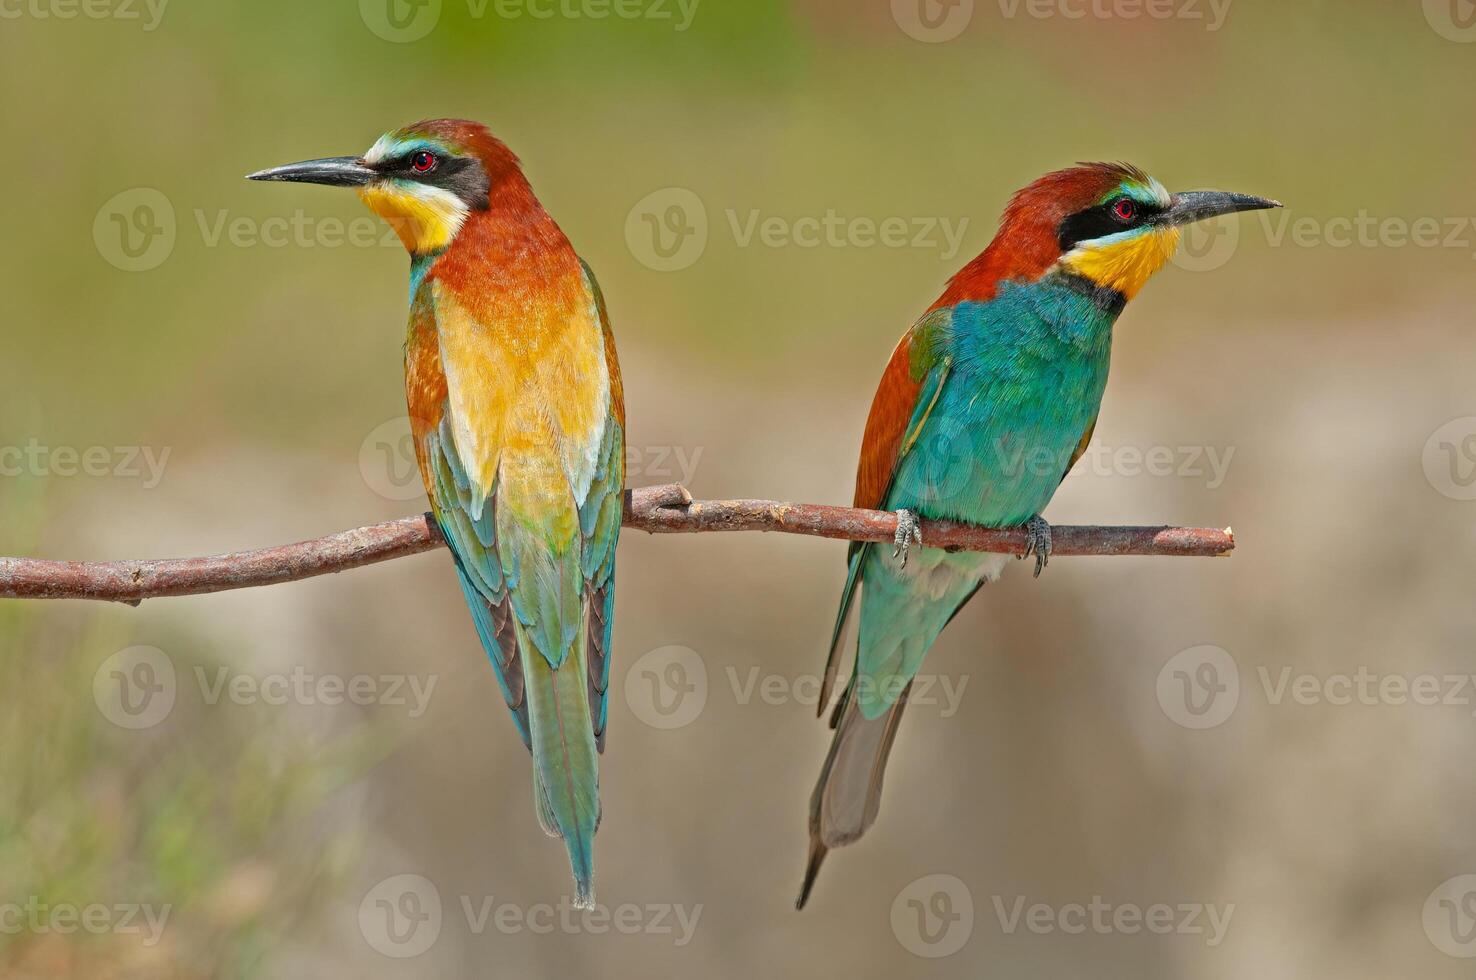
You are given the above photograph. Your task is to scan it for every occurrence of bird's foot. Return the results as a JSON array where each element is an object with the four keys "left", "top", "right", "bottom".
[
  {"left": 892, "top": 509, "right": 923, "bottom": 569},
  {"left": 1022, "top": 514, "right": 1052, "bottom": 578}
]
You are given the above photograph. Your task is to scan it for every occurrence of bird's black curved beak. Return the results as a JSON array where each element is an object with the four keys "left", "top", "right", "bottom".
[
  {"left": 1163, "top": 190, "right": 1282, "bottom": 227},
  {"left": 246, "top": 156, "right": 377, "bottom": 188}
]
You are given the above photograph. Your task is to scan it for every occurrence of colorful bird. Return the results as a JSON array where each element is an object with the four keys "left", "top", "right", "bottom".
[
  {"left": 249, "top": 119, "right": 623, "bottom": 908},
  {"left": 797, "top": 164, "right": 1277, "bottom": 908}
]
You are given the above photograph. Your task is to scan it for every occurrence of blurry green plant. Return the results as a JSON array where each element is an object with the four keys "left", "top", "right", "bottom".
[{"left": 0, "top": 477, "right": 398, "bottom": 979}]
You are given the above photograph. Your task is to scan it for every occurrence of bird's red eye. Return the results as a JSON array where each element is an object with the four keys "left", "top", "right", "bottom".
[
  {"left": 1112, "top": 198, "right": 1137, "bottom": 222},
  {"left": 411, "top": 151, "right": 436, "bottom": 174}
]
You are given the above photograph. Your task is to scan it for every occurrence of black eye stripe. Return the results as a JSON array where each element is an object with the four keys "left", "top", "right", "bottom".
[
  {"left": 364, "top": 151, "right": 492, "bottom": 211},
  {"left": 386, "top": 151, "right": 451, "bottom": 174},
  {"left": 1057, "top": 198, "right": 1164, "bottom": 251},
  {"left": 372, "top": 152, "right": 492, "bottom": 211},
  {"left": 376, "top": 152, "right": 467, "bottom": 182}
]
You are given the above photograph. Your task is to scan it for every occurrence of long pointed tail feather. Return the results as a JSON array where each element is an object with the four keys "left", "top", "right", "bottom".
[
  {"left": 796, "top": 679, "right": 913, "bottom": 909},
  {"left": 520, "top": 618, "right": 601, "bottom": 909}
]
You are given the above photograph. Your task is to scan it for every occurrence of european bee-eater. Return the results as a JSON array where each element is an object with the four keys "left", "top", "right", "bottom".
[
  {"left": 249, "top": 119, "right": 623, "bottom": 907},
  {"left": 797, "top": 163, "right": 1278, "bottom": 908}
]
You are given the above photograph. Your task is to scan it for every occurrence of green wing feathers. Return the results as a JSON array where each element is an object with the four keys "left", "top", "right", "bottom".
[
  {"left": 580, "top": 419, "right": 623, "bottom": 750},
  {"left": 427, "top": 409, "right": 623, "bottom": 909}
]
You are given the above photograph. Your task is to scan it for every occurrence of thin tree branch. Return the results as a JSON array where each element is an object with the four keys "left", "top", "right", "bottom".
[{"left": 0, "top": 484, "right": 1233, "bottom": 605}]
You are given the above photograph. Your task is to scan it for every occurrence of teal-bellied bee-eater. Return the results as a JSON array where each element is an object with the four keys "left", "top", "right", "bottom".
[
  {"left": 798, "top": 163, "right": 1278, "bottom": 908},
  {"left": 250, "top": 119, "right": 623, "bottom": 908}
]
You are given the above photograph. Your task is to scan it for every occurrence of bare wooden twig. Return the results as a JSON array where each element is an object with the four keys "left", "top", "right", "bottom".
[{"left": 0, "top": 484, "right": 1233, "bottom": 604}]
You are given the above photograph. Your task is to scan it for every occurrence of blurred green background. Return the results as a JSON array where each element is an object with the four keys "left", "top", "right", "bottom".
[{"left": 4, "top": 0, "right": 1476, "bottom": 975}]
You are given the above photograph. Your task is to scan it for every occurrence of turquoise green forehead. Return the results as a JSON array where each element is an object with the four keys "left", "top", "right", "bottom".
[
  {"left": 363, "top": 130, "right": 460, "bottom": 165},
  {"left": 1096, "top": 174, "right": 1171, "bottom": 208}
]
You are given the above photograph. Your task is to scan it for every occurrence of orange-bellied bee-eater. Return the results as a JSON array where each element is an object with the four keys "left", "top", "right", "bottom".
[
  {"left": 797, "top": 163, "right": 1278, "bottom": 908},
  {"left": 250, "top": 119, "right": 623, "bottom": 907}
]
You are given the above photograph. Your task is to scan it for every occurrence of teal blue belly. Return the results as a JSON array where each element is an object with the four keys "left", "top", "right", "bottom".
[
  {"left": 885, "top": 278, "right": 1116, "bottom": 527},
  {"left": 852, "top": 277, "right": 1119, "bottom": 718}
]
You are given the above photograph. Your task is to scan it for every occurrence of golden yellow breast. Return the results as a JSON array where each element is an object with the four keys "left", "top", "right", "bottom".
[{"left": 431, "top": 282, "right": 611, "bottom": 507}]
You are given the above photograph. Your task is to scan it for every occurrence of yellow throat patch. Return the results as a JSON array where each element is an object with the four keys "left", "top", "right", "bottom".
[
  {"left": 358, "top": 181, "right": 469, "bottom": 254},
  {"left": 1061, "top": 226, "right": 1182, "bottom": 299}
]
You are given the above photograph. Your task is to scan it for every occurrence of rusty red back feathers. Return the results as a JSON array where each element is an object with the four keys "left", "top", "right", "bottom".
[{"left": 853, "top": 163, "right": 1145, "bottom": 511}]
